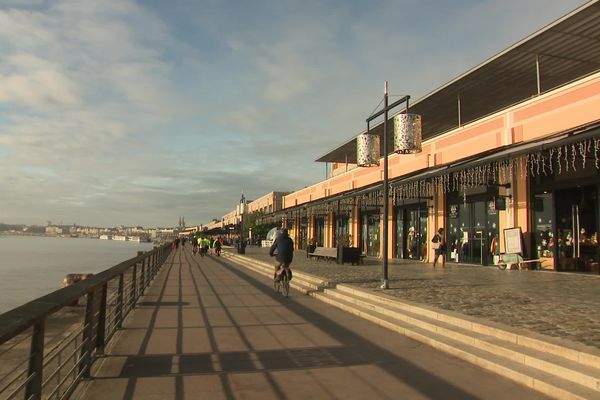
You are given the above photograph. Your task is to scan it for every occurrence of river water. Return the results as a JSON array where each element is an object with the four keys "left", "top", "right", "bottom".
[{"left": 0, "top": 235, "right": 154, "bottom": 313}]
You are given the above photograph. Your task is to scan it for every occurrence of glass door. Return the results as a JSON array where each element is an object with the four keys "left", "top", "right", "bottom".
[
  {"left": 362, "top": 213, "right": 380, "bottom": 257},
  {"left": 315, "top": 217, "right": 325, "bottom": 246},
  {"left": 555, "top": 186, "right": 599, "bottom": 272},
  {"left": 299, "top": 217, "right": 308, "bottom": 250},
  {"left": 447, "top": 198, "right": 498, "bottom": 265},
  {"left": 395, "top": 209, "right": 405, "bottom": 259}
]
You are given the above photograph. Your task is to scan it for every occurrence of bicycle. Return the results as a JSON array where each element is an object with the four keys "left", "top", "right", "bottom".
[{"left": 273, "top": 266, "right": 291, "bottom": 297}]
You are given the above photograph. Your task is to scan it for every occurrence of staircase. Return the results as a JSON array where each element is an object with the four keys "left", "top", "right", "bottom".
[{"left": 224, "top": 252, "right": 600, "bottom": 400}]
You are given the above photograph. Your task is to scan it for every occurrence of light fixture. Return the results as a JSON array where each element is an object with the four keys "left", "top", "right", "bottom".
[
  {"left": 357, "top": 132, "right": 381, "bottom": 167},
  {"left": 393, "top": 114, "right": 422, "bottom": 154},
  {"left": 356, "top": 82, "right": 422, "bottom": 289}
]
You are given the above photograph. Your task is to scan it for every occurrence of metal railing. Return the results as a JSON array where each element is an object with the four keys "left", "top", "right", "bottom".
[{"left": 0, "top": 243, "right": 172, "bottom": 400}]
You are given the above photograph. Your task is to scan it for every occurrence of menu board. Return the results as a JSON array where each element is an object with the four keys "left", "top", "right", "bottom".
[{"left": 503, "top": 227, "right": 523, "bottom": 254}]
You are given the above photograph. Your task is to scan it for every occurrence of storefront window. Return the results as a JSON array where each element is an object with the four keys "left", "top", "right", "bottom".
[
  {"left": 362, "top": 213, "right": 380, "bottom": 257},
  {"left": 531, "top": 161, "right": 600, "bottom": 273},
  {"left": 395, "top": 204, "right": 428, "bottom": 260},
  {"left": 315, "top": 217, "right": 325, "bottom": 246},
  {"left": 335, "top": 214, "right": 350, "bottom": 246},
  {"left": 533, "top": 193, "right": 555, "bottom": 269},
  {"left": 447, "top": 194, "right": 499, "bottom": 266}
]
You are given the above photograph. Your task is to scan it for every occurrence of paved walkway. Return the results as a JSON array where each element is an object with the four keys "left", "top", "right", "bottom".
[
  {"left": 76, "top": 247, "right": 547, "bottom": 400},
  {"left": 242, "top": 246, "right": 600, "bottom": 350}
]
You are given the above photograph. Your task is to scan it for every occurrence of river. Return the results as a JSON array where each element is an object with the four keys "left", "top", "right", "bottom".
[{"left": 0, "top": 235, "right": 155, "bottom": 313}]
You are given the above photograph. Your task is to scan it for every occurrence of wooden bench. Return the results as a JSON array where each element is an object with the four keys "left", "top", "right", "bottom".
[
  {"left": 308, "top": 247, "right": 337, "bottom": 262},
  {"left": 496, "top": 253, "right": 541, "bottom": 270}
]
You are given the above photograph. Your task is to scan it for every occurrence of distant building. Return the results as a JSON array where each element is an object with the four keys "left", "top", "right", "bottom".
[{"left": 45, "top": 226, "right": 63, "bottom": 235}]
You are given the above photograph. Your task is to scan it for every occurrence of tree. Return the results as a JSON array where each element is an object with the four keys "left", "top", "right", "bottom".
[{"left": 243, "top": 211, "right": 272, "bottom": 240}]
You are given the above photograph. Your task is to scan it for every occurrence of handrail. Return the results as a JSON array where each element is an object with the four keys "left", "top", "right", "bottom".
[
  {"left": 0, "top": 245, "right": 166, "bottom": 345},
  {"left": 0, "top": 242, "right": 172, "bottom": 400}
]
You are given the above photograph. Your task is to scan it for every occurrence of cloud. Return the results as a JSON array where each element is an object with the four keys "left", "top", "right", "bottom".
[{"left": 0, "top": 0, "right": 589, "bottom": 227}]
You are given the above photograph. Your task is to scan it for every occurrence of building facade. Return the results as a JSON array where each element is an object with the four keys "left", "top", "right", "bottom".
[{"left": 278, "top": 2, "right": 600, "bottom": 273}]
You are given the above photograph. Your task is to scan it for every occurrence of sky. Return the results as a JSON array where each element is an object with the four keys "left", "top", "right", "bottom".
[{"left": 0, "top": 0, "right": 590, "bottom": 228}]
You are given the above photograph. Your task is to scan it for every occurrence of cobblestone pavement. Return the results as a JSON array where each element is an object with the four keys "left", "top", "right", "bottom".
[{"left": 237, "top": 246, "right": 600, "bottom": 350}]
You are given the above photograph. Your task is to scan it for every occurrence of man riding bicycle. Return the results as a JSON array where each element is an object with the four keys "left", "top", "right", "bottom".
[{"left": 269, "top": 228, "right": 294, "bottom": 281}]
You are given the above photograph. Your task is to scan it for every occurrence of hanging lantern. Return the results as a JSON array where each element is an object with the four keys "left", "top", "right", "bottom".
[
  {"left": 357, "top": 132, "right": 380, "bottom": 167},
  {"left": 394, "top": 113, "right": 422, "bottom": 154}
]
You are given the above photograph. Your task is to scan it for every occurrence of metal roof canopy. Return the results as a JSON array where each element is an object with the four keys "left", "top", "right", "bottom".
[{"left": 316, "top": 1, "right": 600, "bottom": 163}]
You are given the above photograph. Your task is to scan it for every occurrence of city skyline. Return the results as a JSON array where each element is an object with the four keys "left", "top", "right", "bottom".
[{"left": 0, "top": 0, "right": 588, "bottom": 227}]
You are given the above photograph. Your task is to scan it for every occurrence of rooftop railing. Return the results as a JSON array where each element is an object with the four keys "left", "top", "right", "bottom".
[{"left": 0, "top": 243, "right": 172, "bottom": 400}]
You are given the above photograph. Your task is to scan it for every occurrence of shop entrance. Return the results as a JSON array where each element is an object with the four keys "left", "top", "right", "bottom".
[
  {"left": 299, "top": 217, "right": 308, "bottom": 250},
  {"left": 315, "top": 217, "right": 325, "bottom": 246},
  {"left": 555, "top": 186, "right": 599, "bottom": 272},
  {"left": 361, "top": 212, "right": 380, "bottom": 257},
  {"left": 532, "top": 155, "right": 600, "bottom": 273},
  {"left": 334, "top": 214, "right": 350, "bottom": 246},
  {"left": 395, "top": 204, "right": 428, "bottom": 260},
  {"left": 447, "top": 193, "right": 499, "bottom": 266}
]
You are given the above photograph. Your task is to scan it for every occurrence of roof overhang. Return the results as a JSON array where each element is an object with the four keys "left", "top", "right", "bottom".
[{"left": 316, "top": 1, "right": 600, "bottom": 163}]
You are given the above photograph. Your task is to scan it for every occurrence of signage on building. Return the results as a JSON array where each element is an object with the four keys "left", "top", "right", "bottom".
[
  {"left": 449, "top": 204, "right": 459, "bottom": 218},
  {"left": 496, "top": 197, "right": 507, "bottom": 210},
  {"left": 487, "top": 200, "right": 497, "bottom": 216}
]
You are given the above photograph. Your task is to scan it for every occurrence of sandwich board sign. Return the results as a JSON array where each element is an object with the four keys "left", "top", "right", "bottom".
[{"left": 503, "top": 227, "right": 523, "bottom": 255}]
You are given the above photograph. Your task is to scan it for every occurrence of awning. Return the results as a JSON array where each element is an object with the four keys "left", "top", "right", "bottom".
[{"left": 391, "top": 121, "right": 600, "bottom": 200}]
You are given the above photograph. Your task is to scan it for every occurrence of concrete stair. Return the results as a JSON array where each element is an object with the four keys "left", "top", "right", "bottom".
[
  {"left": 313, "top": 285, "right": 600, "bottom": 400},
  {"left": 224, "top": 252, "right": 600, "bottom": 400},
  {"left": 223, "top": 252, "right": 330, "bottom": 295}
]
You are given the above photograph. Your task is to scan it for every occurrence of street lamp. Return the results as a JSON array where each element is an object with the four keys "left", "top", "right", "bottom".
[
  {"left": 237, "top": 193, "right": 246, "bottom": 254},
  {"left": 357, "top": 82, "right": 422, "bottom": 289}
]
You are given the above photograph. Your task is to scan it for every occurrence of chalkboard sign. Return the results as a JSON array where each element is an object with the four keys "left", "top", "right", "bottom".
[{"left": 503, "top": 227, "right": 523, "bottom": 254}]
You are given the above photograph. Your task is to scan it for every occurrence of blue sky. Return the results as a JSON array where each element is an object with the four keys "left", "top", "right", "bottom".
[{"left": 0, "top": 0, "right": 589, "bottom": 227}]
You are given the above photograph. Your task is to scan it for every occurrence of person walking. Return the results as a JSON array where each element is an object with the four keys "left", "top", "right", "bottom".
[
  {"left": 269, "top": 229, "right": 294, "bottom": 280},
  {"left": 432, "top": 227, "right": 447, "bottom": 268}
]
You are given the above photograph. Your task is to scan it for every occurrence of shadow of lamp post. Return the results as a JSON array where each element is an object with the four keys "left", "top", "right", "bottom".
[{"left": 357, "top": 81, "right": 422, "bottom": 289}]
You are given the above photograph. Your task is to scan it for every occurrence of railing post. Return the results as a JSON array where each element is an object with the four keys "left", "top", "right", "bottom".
[
  {"left": 25, "top": 321, "right": 45, "bottom": 400},
  {"left": 80, "top": 291, "right": 95, "bottom": 378},
  {"left": 137, "top": 251, "right": 145, "bottom": 293},
  {"left": 152, "top": 247, "right": 158, "bottom": 278},
  {"left": 130, "top": 263, "right": 137, "bottom": 307},
  {"left": 95, "top": 283, "right": 107, "bottom": 355},
  {"left": 117, "top": 273, "right": 124, "bottom": 329}
]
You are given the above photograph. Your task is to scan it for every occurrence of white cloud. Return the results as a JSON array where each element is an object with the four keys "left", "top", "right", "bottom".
[{"left": 0, "top": 0, "right": 590, "bottom": 227}]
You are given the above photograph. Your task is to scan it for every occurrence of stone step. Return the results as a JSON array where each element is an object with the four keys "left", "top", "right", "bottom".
[
  {"left": 334, "top": 284, "right": 600, "bottom": 370},
  {"left": 323, "top": 288, "right": 600, "bottom": 392},
  {"left": 224, "top": 254, "right": 324, "bottom": 294},
  {"left": 312, "top": 291, "right": 599, "bottom": 400}
]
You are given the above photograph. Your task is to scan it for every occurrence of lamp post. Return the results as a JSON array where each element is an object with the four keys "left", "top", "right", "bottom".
[
  {"left": 238, "top": 193, "right": 246, "bottom": 254},
  {"left": 357, "top": 82, "right": 422, "bottom": 289}
]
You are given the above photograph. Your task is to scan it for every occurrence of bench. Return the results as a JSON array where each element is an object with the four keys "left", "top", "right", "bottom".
[
  {"left": 496, "top": 253, "right": 541, "bottom": 270},
  {"left": 308, "top": 247, "right": 337, "bottom": 262}
]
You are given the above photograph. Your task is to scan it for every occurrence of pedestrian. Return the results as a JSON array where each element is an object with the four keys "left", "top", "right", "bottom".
[{"left": 432, "top": 227, "right": 446, "bottom": 268}]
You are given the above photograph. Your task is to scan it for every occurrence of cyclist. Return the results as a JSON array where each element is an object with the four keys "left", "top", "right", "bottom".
[
  {"left": 269, "top": 228, "right": 294, "bottom": 281},
  {"left": 213, "top": 237, "right": 222, "bottom": 256}
]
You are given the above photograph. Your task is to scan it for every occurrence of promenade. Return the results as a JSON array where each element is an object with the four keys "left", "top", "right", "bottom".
[
  {"left": 75, "top": 246, "right": 547, "bottom": 399},
  {"left": 242, "top": 247, "right": 600, "bottom": 350}
]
